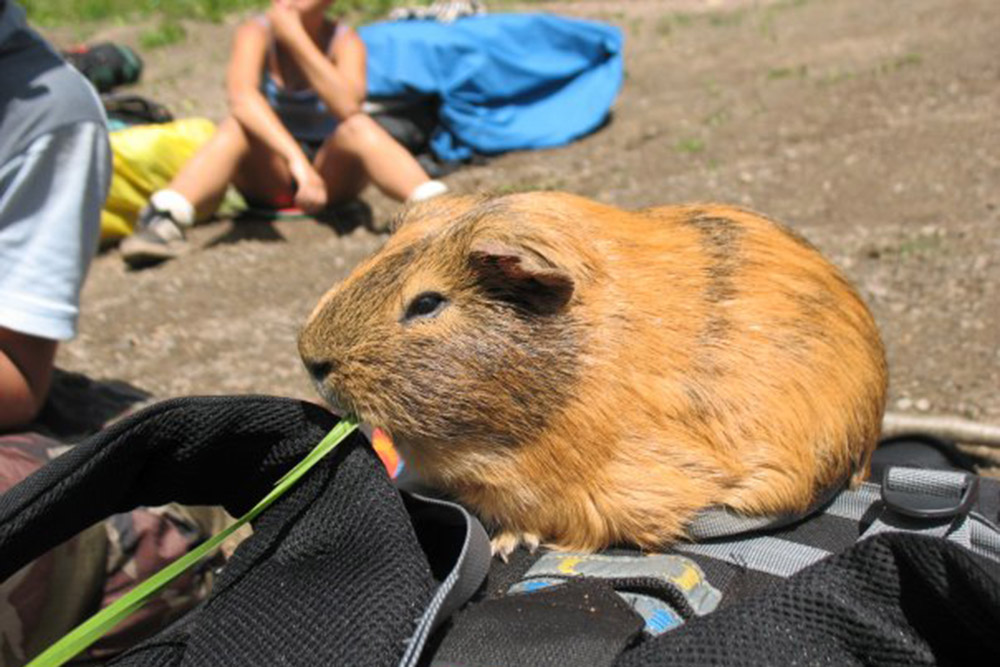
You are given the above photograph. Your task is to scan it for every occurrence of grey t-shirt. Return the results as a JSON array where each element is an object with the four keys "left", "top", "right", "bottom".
[{"left": 0, "top": 1, "right": 111, "bottom": 340}]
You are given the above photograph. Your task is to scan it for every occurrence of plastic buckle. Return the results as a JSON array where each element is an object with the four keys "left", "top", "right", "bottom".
[{"left": 881, "top": 467, "right": 979, "bottom": 520}]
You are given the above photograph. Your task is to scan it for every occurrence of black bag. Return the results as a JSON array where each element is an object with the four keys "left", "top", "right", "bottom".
[
  {"left": 101, "top": 93, "right": 174, "bottom": 127},
  {"left": 432, "top": 442, "right": 1000, "bottom": 666},
  {"left": 0, "top": 396, "right": 490, "bottom": 666},
  {"left": 2, "top": 396, "right": 1000, "bottom": 666},
  {"left": 62, "top": 42, "right": 143, "bottom": 93},
  {"left": 368, "top": 96, "right": 473, "bottom": 179}
]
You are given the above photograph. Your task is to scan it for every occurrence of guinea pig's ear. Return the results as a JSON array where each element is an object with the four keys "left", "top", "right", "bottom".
[{"left": 468, "top": 240, "right": 574, "bottom": 314}]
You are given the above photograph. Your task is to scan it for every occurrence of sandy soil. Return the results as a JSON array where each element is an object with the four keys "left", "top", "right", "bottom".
[{"left": 37, "top": 0, "right": 1000, "bottom": 464}]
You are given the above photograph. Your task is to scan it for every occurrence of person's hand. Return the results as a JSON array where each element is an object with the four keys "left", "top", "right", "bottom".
[
  {"left": 268, "top": 0, "right": 307, "bottom": 46},
  {"left": 289, "top": 158, "right": 328, "bottom": 213}
]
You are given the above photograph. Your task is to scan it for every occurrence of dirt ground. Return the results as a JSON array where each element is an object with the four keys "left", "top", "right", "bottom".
[{"left": 39, "top": 0, "right": 1000, "bottom": 463}]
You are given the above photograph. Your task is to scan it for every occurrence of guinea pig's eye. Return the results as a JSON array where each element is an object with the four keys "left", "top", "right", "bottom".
[{"left": 403, "top": 291, "right": 449, "bottom": 321}]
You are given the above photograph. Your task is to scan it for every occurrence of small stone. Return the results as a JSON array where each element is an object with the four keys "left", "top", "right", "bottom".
[
  {"left": 915, "top": 398, "right": 931, "bottom": 412},
  {"left": 895, "top": 397, "right": 913, "bottom": 410}
]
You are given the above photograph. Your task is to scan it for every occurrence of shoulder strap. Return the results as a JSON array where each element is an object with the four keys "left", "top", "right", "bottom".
[
  {"left": 330, "top": 20, "right": 349, "bottom": 48},
  {"left": 398, "top": 491, "right": 492, "bottom": 667},
  {"left": 676, "top": 466, "right": 1000, "bottom": 578},
  {"left": 686, "top": 475, "right": 848, "bottom": 540}
]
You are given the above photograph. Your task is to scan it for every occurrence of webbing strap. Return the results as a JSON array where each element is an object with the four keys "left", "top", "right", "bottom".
[
  {"left": 824, "top": 481, "right": 882, "bottom": 520},
  {"left": 948, "top": 517, "right": 973, "bottom": 549},
  {"left": 885, "top": 468, "right": 971, "bottom": 498},
  {"left": 512, "top": 552, "right": 721, "bottom": 616},
  {"left": 617, "top": 592, "right": 685, "bottom": 636},
  {"left": 881, "top": 467, "right": 978, "bottom": 517},
  {"left": 676, "top": 536, "right": 833, "bottom": 578},
  {"left": 686, "top": 476, "right": 848, "bottom": 540},
  {"left": 685, "top": 509, "right": 784, "bottom": 540},
  {"left": 681, "top": 467, "right": 1000, "bottom": 580},
  {"left": 503, "top": 551, "right": 721, "bottom": 638},
  {"left": 860, "top": 510, "right": 955, "bottom": 541},
  {"left": 399, "top": 493, "right": 492, "bottom": 667},
  {"left": 969, "top": 515, "right": 1000, "bottom": 561},
  {"left": 860, "top": 467, "right": 979, "bottom": 544},
  {"left": 505, "top": 581, "right": 688, "bottom": 637}
]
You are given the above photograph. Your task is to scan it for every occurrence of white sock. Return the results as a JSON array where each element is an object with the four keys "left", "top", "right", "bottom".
[
  {"left": 150, "top": 189, "right": 196, "bottom": 227},
  {"left": 407, "top": 180, "right": 449, "bottom": 203}
]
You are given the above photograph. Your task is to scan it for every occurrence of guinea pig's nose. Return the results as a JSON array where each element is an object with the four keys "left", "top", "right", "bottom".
[{"left": 303, "top": 358, "right": 335, "bottom": 382}]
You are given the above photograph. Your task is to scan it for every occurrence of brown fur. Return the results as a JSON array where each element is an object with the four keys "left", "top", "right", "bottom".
[{"left": 298, "top": 192, "right": 888, "bottom": 553}]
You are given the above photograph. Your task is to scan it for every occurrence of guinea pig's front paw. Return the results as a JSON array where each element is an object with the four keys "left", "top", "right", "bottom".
[{"left": 490, "top": 530, "right": 541, "bottom": 562}]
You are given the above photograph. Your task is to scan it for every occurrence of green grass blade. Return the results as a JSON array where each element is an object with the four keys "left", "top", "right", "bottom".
[
  {"left": 271, "top": 416, "right": 357, "bottom": 488},
  {"left": 27, "top": 415, "right": 359, "bottom": 667}
]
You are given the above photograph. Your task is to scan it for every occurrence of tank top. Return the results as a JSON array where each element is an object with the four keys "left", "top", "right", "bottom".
[{"left": 257, "top": 16, "right": 349, "bottom": 144}]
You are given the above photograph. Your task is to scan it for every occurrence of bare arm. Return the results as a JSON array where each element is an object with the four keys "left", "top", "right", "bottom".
[
  {"left": 268, "top": 6, "right": 366, "bottom": 120},
  {"left": 0, "top": 328, "right": 56, "bottom": 430},
  {"left": 226, "top": 20, "right": 310, "bottom": 166},
  {"left": 226, "top": 19, "right": 327, "bottom": 211}
]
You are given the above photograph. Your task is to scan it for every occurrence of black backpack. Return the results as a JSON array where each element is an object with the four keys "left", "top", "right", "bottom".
[
  {"left": 2, "top": 395, "right": 999, "bottom": 666},
  {"left": 62, "top": 42, "right": 143, "bottom": 93},
  {"left": 101, "top": 93, "right": 174, "bottom": 128}
]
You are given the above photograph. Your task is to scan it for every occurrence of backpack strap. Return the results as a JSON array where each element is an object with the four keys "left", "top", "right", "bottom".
[
  {"left": 507, "top": 551, "right": 722, "bottom": 633},
  {"left": 686, "top": 476, "right": 848, "bottom": 540},
  {"left": 676, "top": 466, "right": 1000, "bottom": 578},
  {"left": 399, "top": 492, "right": 492, "bottom": 667},
  {"left": 861, "top": 467, "right": 980, "bottom": 546}
]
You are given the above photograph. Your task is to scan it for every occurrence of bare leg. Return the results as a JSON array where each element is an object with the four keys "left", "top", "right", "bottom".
[
  {"left": 168, "top": 117, "right": 250, "bottom": 220},
  {"left": 313, "top": 136, "right": 370, "bottom": 205},
  {"left": 122, "top": 118, "right": 299, "bottom": 266},
  {"left": 315, "top": 114, "right": 432, "bottom": 203},
  {"left": 168, "top": 117, "right": 298, "bottom": 217},
  {"left": 229, "top": 131, "right": 297, "bottom": 209}
]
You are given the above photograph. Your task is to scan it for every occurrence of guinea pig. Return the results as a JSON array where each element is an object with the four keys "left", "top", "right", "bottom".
[{"left": 298, "top": 192, "right": 887, "bottom": 556}]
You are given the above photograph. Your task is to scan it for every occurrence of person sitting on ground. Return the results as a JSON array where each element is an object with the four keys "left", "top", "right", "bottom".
[
  {"left": 0, "top": 0, "right": 111, "bottom": 431},
  {"left": 120, "top": 0, "right": 448, "bottom": 267}
]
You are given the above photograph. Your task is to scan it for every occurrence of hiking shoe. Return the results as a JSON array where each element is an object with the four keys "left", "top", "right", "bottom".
[{"left": 120, "top": 210, "right": 188, "bottom": 268}]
